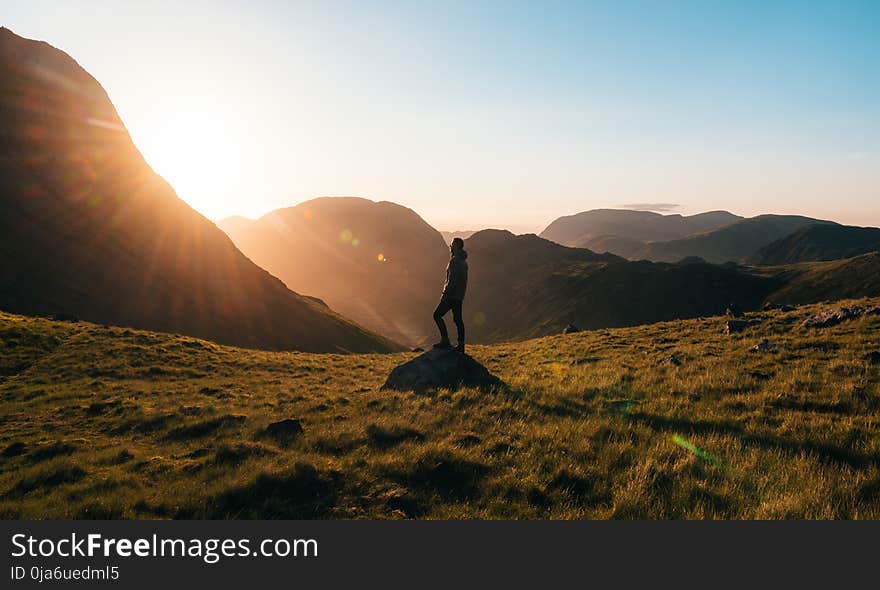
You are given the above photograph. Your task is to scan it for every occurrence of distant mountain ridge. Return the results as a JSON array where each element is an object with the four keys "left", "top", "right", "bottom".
[
  {"left": 219, "top": 198, "right": 449, "bottom": 346},
  {"left": 635, "top": 215, "right": 837, "bottom": 263},
  {"left": 541, "top": 208, "right": 846, "bottom": 264},
  {"left": 748, "top": 225, "right": 880, "bottom": 265},
  {"left": 540, "top": 209, "right": 743, "bottom": 249},
  {"left": 216, "top": 202, "right": 880, "bottom": 346},
  {"left": 0, "top": 27, "right": 397, "bottom": 353}
]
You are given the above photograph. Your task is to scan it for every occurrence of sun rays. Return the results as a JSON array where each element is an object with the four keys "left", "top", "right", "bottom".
[{"left": 133, "top": 100, "right": 247, "bottom": 220}]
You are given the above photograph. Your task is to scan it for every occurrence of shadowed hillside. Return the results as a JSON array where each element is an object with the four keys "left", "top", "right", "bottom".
[
  {"left": 463, "top": 230, "right": 780, "bottom": 343},
  {"left": 749, "top": 225, "right": 880, "bottom": 265},
  {"left": 636, "top": 215, "right": 836, "bottom": 263},
  {"left": 219, "top": 198, "right": 449, "bottom": 346},
  {"left": 3, "top": 297, "right": 880, "bottom": 519},
  {"left": 759, "top": 253, "right": 880, "bottom": 305},
  {"left": 572, "top": 234, "right": 649, "bottom": 259},
  {"left": 0, "top": 28, "right": 397, "bottom": 353},
  {"left": 540, "top": 209, "right": 742, "bottom": 252}
]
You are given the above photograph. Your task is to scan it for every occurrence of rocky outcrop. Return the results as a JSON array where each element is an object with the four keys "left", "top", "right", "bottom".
[
  {"left": 801, "top": 306, "right": 880, "bottom": 329},
  {"left": 382, "top": 348, "right": 504, "bottom": 393}
]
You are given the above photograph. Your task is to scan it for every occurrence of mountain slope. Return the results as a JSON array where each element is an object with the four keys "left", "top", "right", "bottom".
[
  {"left": 219, "top": 198, "right": 449, "bottom": 346},
  {"left": 748, "top": 224, "right": 880, "bottom": 265},
  {"left": 214, "top": 215, "right": 256, "bottom": 237},
  {"left": 0, "top": 27, "right": 397, "bottom": 353},
  {"left": 637, "top": 215, "right": 836, "bottom": 263},
  {"left": 463, "top": 230, "right": 780, "bottom": 343},
  {"left": 540, "top": 209, "right": 742, "bottom": 248},
  {"left": 575, "top": 234, "right": 651, "bottom": 258},
  {"left": 759, "top": 252, "right": 880, "bottom": 305}
]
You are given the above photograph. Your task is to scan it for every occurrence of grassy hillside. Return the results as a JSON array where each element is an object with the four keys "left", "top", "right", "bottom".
[
  {"left": 759, "top": 253, "right": 880, "bottom": 305},
  {"left": 749, "top": 225, "right": 880, "bottom": 265},
  {"left": 3, "top": 297, "right": 880, "bottom": 519}
]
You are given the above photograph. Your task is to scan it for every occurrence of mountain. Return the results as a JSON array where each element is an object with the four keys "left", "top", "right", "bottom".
[
  {"left": 748, "top": 224, "right": 880, "bottom": 265},
  {"left": 574, "top": 234, "right": 650, "bottom": 259},
  {"left": 540, "top": 209, "right": 742, "bottom": 249},
  {"left": 462, "top": 230, "right": 780, "bottom": 343},
  {"left": 540, "top": 210, "right": 843, "bottom": 265},
  {"left": 214, "top": 215, "right": 256, "bottom": 237},
  {"left": 440, "top": 230, "right": 477, "bottom": 244},
  {"left": 0, "top": 28, "right": 397, "bottom": 353},
  {"left": 218, "top": 197, "right": 449, "bottom": 346},
  {"left": 759, "top": 252, "right": 880, "bottom": 305},
  {"left": 636, "top": 215, "right": 836, "bottom": 264}
]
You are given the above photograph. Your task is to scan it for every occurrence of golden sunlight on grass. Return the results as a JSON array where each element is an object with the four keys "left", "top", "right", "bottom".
[{"left": 1, "top": 298, "right": 880, "bottom": 519}]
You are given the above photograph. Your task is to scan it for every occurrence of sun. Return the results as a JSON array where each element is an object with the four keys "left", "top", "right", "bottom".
[{"left": 132, "top": 102, "right": 246, "bottom": 220}]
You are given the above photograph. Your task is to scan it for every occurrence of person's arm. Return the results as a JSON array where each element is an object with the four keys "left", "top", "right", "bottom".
[
  {"left": 447, "top": 258, "right": 466, "bottom": 295},
  {"left": 445, "top": 261, "right": 460, "bottom": 295}
]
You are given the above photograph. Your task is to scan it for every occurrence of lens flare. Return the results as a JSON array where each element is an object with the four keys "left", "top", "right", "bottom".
[
  {"left": 377, "top": 253, "right": 385, "bottom": 262},
  {"left": 671, "top": 435, "right": 722, "bottom": 466}
]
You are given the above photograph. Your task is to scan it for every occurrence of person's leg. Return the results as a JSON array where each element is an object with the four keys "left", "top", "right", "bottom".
[
  {"left": 433, "top": 298, "right": 452, "bottom": 346},
  {"left": 451, "top": 299, "right": 465, "bottom": 351}
]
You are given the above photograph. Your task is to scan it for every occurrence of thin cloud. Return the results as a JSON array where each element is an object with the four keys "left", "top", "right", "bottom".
[{"left": 617, "top": 202, "right": 681, "bottom": 213}]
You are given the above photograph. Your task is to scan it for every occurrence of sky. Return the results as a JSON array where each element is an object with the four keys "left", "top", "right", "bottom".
[{"left": 5, "top": 0, "right": 880, "bottom": 232}]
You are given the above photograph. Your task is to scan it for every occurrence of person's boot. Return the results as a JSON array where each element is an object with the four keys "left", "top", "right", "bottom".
[{"left": 433, "top": 340, "right": 452, "bottom": 349}]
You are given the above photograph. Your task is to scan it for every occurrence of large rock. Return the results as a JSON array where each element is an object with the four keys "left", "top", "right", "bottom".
[
  {"left": 802, "top": 306, "right": 880, "bottom": 329},
  {"left": 382, "top": 348, "right": 504, "bottom": 393},
  {"left": 725, "top": 319, "right": 755, "bottom": 334}
]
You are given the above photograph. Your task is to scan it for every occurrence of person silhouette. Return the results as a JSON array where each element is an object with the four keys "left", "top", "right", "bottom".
[{"left": 433, "top": 237, "right": 468, "bottom": 353}]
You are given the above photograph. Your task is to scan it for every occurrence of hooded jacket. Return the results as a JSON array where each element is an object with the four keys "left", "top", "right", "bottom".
[{"left": 442, "top": 248, "right": 468, "bottom": 301}]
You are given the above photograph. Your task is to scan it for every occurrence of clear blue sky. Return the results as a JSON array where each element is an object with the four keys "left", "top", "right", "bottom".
[{"left": 5, "top": 0, "right": 880, "bottom": 231}]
